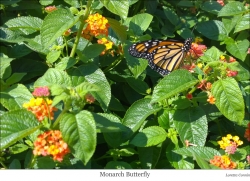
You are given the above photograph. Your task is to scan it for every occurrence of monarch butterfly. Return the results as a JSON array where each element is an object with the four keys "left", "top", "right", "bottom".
[{"left": 128, "top": 38, "right": 193, "bottom": 75}]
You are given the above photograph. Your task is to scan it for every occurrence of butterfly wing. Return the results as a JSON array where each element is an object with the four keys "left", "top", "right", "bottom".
[{"left": 128, "top": 38, "right": 192, "bottom": 75}]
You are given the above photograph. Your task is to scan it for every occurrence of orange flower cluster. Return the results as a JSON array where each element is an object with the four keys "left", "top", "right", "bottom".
[
  {"left": 81, "top": 13, "right": 109, "bottom": 40},
  {"left": 23, "top": 98, "right": 57, "bottom": 122},
  {"left": 210, "top": 155, "right": 236, "bottom": 169},
  {"left": 196, "top": 80, "right": 215, "bottom": 104},
  {"left": 33, "top": 130, "right": 70, "bottom": 162},
  {"left": 244, "top": 123, "right": 250, "bottom": 141},
  {"left": 217, "top": 0, "right": 225, "bottom": 6}
]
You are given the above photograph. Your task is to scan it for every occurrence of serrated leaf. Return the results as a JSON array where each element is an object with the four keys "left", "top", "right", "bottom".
[
  {"left": 151, "top": 70, "right": 198, "bottom": 103},
  {"left": 129, "top": 13, "right": 153, "bottom": 35},
  {"left": 41, "top": 8, "right": 78, "bottom": 47},
  {"left": 100, "top": 0, "right": 129, "bottom": 19},
  {"left": 99, "top": 113, "right": 125, "bottom": 148},
  {"left": 78, "top": 64, "right": 111, "bottom": 111},
  {"left": 55, "top": 57, "right": 77, "bottom": 70},
  {"left": 8, "top": 44, "right": 32, "bottom": 58},
  {"left": 60, "top": 111, "right": 96, "bottom": 165},
  {"left": 196, "top": 20, "right": 228, "bottom": 41},
  {"left": 0, "top": 84, "right": 33, "bottom": 110},
  {"left": 218, "top": 1, "right": 246, "bottom": 17},
  {"left": 126, "top": 77, "right": 149, "bottom": 95},
  {"left": 82, "top": 44, "right": 105, "bottom": 59},
  {"left": 0, "top": 27, "right": 27, "bottom": 43},
  {"left": 34, "top": 156, "right": 55, "bottom": 169},
  {"left": 166, "top": 143, "right": 194, "bottom": 169},
  {"left": 234, "top": 14, "right": 250, "bottom": 33},
  {"left": 211, "top": 77, "right": 245, "bottom": 123},
  {"left": 173, "top": 146, "right": 221, "bottom": 160},
  {"left": 105, "top": 161, "right": 132, "bottom": 169},
  {"left": 122, "top": 98, "right": 161, "bottom": 141},
  {"left": 0, "top": 109, "right": 41, "bottom": 150},
  {"left": 138, "top": 146, "right": 161, "bottom": 169},
  {"left": 226, "top": 39, "right": 249, "bottom": 61},
  {"left": 173, "top": 107, "right": 208, "bottom": 146},
  {"left": 46, "top": 50, "right": 61, "bottom": 64},
  {"left": 130, "top": 126, "right": 167, "bottom": 147},
  {"left": 34, "top": 68, "right": 72, "bottom": 87},
  {"left": 5, "top": 16, "right": 43, "bottom": 35}
]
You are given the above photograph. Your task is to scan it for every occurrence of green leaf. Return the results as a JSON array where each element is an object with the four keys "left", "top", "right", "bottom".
[
  {"left": 105, "top": 161, "right": 132, "bottom": 169},
  {"left": 126, "top": 77, "right": 149, "bottom": 95},
  {"left": 122, "top": 98, "right": 161, "bottom": 141},
  {"left": 130, "top": 126, "right": 167, "bottom": 147},
  {"left": 0, "top": 57, "right": 14, "bottom": 79},
  {"left": 151, "top": 70, "right": 198, "bottom": 103},
  {"left": 211, "top": 77, "right": 245, "bottom": 123},
  {"left": 0, "top": 109, "right": 41, "bottom": 150},
  {"left": 200, "top": 1, "right": 222, "bottom": 15},
  {"left": 6, "top": 73, "right": 27, "bottom": 85},
  {"left": 234, "top": 14, "right": 250, "bottom": 33},
  {"left": 100, "top": 0, "right": 129, "bottom": 19},
  {"left": 0, "top": 27, "right": 27, "bottom": 43},
  {"left": 222, "top": 15, "right": 242, "bottom": 35},
  {"left": 5, "top": 16, "right": 43, "bottom": 35},
  {"left": 46, "top": 50, "right": 61, "bottom": 64},
  {"left": 166, "top": 143, "right": 194, "bottom": 169},
  {"left": 55, "top": 57, "right": 77, "bottom": 70},
  {"left": 138, "top": 146, "right": 161, "bottom": 169},
  {"left": 34, "top": 68, "right": 72, "bottom": 87},
  {"left": 196, "top": 20, "right": 228, "bottom": 41},
  {"left": 9, "top": 159, "right": 21, "bottom": 169},
  {"left": 194, "top": 155, "right": 213, "bottom": 169},
  {"left": 200, "top": 46, "right": 222, "bottom": 62},
  {"left": 78, "top": 64, "right": 111, "bottom": 111},
  {"left": 8, "top": 44, "right": 32, "bottom": 58},
  {"left": 129, "top": 13, "right": 153, "bottom": 35},
  {"left": 98, "top": 113, "right": 125, "bottom": 148},
  {"left": 218, "top": 1, "right": 246, "bottom": 17},
  {"left": 9, "top": 143, "right": 29, "bottom": 154},
  {"left": 107, "top": 18, "right": 127, "bottom": 42},
  {"left": 41, "top": 8, "right": 78, "bottom": 48},
  {"left": 173, "top": 107, "right": 208, "bottom": 146},
  {"left": 34, "top": 156, "right": 55, "bottom": 169},
  {"left": 82, "top": 44, "right": 106, "bottom": 59},
  {"left": 60, "top": 111, "right": 96, "bottom": 165},
  {"left": 226, "top": 39, "right": 249, "bottom": 61},
  {"left": 163, "top": 6, "right": 179, "bottom": 26},
  {"left": 173, "top": 146, "right": 221, "bottom": 160},
  {"left": 0, "top": 84, "right": 33, "bottom": 111}
]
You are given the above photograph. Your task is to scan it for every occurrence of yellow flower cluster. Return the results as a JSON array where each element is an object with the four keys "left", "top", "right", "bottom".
[
  {"left": 218, "top": 134, "right": 243, "bottom": 149},
  {"left": 97, "top": 37, "right": 113, "bottom": 55},
  {"left": 210, "top": 155, "right": 237, "bottom": 169},
  {"left": 23, "top": 98, "right": 57, "bottom": 122}
]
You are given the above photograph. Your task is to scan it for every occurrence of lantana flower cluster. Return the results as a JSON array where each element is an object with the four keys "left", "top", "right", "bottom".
[
  {"left": 210, "top": 155, "right": 236, "bottom": 169},
  {"left": 82, "top": 13, "right": 110, "bottom": 39},
  {"left": 33, "top": 130, "right": 70, "bottom": 162},
  {"left": 81, "top": 13, "right": 114, "bottom": 55},
  {"left": 210, "top": 134, "right": 243, "bottom": 169},
  {"left": 217, "top": 134, "right": 243, "bottom": 154},
  {"left": 23, "top": 87, "right": 57, "bottom": 122}
]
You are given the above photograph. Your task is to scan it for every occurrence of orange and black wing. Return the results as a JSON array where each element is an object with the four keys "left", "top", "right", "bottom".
[{"left": 128, "top": 38, "right": 192, "bottom": 75}]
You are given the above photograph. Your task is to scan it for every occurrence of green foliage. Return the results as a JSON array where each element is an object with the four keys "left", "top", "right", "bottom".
[{"left": 0, "top": 0, "right": 249, "bottom": 170}]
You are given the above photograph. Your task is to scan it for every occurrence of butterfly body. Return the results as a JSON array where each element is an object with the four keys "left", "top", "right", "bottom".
[{"left": 128, "top": 38, "right": 193, "bottom": 75}]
